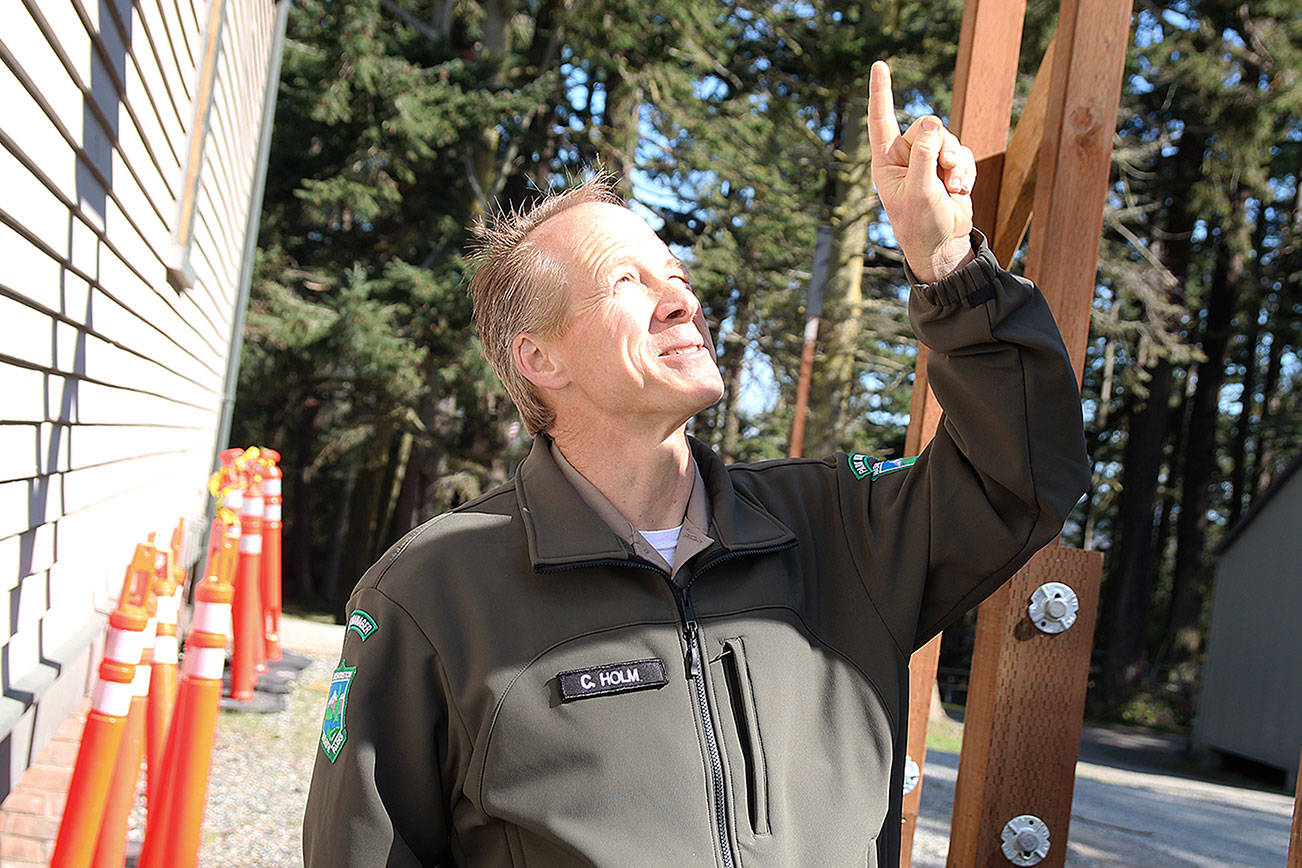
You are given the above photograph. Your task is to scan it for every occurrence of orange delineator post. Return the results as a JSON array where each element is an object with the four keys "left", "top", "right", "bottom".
[
  {"left": 139, "top": 575, "right": 234, "bottom": 868},
  {"left": 147, "top": 548, "right": 182, "bottom": 810},
  {"left": 229, "top": 474, "right": 264, "bottom": 700},
  {"left": 259, "top": 448, "right": 284, "bottom": 662},
  {"left": 90, "top": 646, "right": 152, "bottom": 868},
  {"left": 51, "top": 544, "right": 155, "bottom": 868}
]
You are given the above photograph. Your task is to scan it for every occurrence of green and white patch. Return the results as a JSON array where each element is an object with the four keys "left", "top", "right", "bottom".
[
  {"left": 320, "top": 663, "right": 356, "bottom": 762},
  {"left": 870, "top": 456, "right": 917, "bottom": 479},
  {"left": 848, "top": 454, "right": 918, "bottom": 480},
  {"left": 346, "top": 609, "right": 378, "bottom": 641},
  {"left": 848, "top": 454, "right": 875, "bottom": 479}
]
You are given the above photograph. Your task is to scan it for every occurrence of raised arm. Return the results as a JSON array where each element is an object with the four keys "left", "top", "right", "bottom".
[{"left": 838, "top": 61, "right": 1089, "bottom": 650}]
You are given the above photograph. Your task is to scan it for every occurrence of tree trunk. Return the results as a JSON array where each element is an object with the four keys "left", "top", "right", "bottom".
[
  {"left": 377, "top": 430, "right": 414, "bottom": 555},
  {"left": 1252, "top": 327, "right": 1284, "bottom": 496},
  {"left": 1081, "top": 306, "right": 1121, "bottom": 550},
  {"left": 601, "top": 66, "right": 641, "bottom": 196},
  {"left": 1161, "top": 187, "right": 1249, "bottom": 665},
  {"left": 283, "top": 402, "right": 320, "bottom": 602},
  {"left": 320, "top": 461, "right": 360, "bottom": 617},
  {"left": 805, "top": 86, "right": 872, "bottom": 456},
  {"left": 286, "top": 462, "right": 314, "bottom": 601},
  {"left": 1099, "top": 358, "right": 1174, "bottom": 701},
  {"left": 1095, "top": 130, "right": 1206, "bottom": 702},
  {"left": 715, "top": 301, "right": 753, "bottom": 461}
]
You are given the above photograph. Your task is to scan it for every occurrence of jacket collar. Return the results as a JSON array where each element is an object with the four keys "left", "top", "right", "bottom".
[{"left": 516, "top": 434, "right": 796, "bottom": 570}]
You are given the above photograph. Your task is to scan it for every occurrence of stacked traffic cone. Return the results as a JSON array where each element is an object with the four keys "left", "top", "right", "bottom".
[
  {"left": 146, "top": 540, "right": 183, "bottom": 809},
  {"left": 138, "top": 570, "right": 234, "bottom": 868},
  {"left": 50, "top": 544, "right": 156, "bottom": 867},
  {"left": 230, "top": 468, "right": 265, "bottom": 700},
  {"left": 258, "top": 449, "right": 284, "bottom": 663},
  {"left": 89, "top": 544, "right": 158, "bottom": 868},
  {"left": 211, "top": 449, "right": 246, "bottom": 589}
]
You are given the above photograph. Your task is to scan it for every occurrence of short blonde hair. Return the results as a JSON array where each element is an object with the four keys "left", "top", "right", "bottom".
[{"left": 466, "top": 176, "right": 623, "bottom": 435}]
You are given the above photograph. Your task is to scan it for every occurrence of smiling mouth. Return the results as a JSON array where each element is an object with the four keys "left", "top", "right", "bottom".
[{"left": 659, "top": 344, "right": 705, "bottom": 357}]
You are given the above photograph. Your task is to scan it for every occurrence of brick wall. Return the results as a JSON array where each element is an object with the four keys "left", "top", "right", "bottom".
[{"left": 0, "top": 700, "right": 86, "bottom": 865}]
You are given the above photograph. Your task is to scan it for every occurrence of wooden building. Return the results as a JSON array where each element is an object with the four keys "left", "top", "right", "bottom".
[
  {"left": 0, "top": 0, "right": 287, "bottom": 800},
  {"left": 1195, "top": 452, "right": 1302, "bottom": 788}
]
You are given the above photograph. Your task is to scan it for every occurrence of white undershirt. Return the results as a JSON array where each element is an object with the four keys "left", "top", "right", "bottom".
[{"left": 638, "top": 525, "right": 683, "bottom": 568}]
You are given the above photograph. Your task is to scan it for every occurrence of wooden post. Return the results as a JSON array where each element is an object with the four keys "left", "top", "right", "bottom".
[
  {"left": 898, "top": 1, "right": 1026, "bottom": 864},
  {"left": 946, "top": 0, "right": 1133, "bottom": 864},
  {"left": 1289, "top": 749, "right": 1302, "bottom": 868}
]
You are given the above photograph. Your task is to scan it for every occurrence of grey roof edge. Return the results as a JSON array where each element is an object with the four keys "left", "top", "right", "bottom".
[{"left": 1214, "top": 448, "right": 1302, "bottom": 556}]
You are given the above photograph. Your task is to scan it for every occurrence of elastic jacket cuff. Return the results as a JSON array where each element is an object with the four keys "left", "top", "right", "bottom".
[{"left": 904, "top": 229, "right": 999, "bottom": 308}]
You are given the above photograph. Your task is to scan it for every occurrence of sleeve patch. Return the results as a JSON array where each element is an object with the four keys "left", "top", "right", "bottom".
[
  {"left": 848, "top": 454, "right": 917, "bottom": 480},
  {"left": 870, "top": 456, "right": 917, "bottom": 479},
  {"left": 848, "top": 454, "right": 876, "bottom": 479},
  {"left": 320, "top": 663, "right": 356, "bottom": 762},
  {"left": 346, "top": 609, "right": 378, "bottom": 640}
]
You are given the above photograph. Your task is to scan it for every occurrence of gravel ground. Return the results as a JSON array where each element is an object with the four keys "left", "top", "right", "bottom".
[
  {"left": 125, "top": 617, "right": 343, "bottom": 867},
  {"left": 196, "top": 655, "right": 333, "bottom": 866}
]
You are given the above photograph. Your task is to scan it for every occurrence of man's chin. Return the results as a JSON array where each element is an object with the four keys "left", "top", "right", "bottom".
[{"left": 686, "top": 381, "right": 725, "bottom": 416}]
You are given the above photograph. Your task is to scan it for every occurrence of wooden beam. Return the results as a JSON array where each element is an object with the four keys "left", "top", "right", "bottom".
[
  {"left": 1025, "top": 0, "right": 1134, "bottom": 382},
  {"left": 946, "top": 547, "right": 1103, "bottom": 866},
  {"left": 945, "top": 0, "right": 1133, "bottom": 862},
  {"left": 898, "top": 0, "right": 1027, "bottom": 864},
  {"left": 993, "top": 33, "right": 1057, "bottom": 266}
]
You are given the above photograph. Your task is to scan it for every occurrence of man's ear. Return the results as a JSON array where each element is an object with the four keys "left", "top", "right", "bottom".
[{"left": 513, "top": 332, "right": 570, "bottom": 392}]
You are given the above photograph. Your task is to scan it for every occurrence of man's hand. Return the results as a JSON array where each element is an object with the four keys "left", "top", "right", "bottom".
[{"left": 868, "top": 60, "right": 977, "bottom": 284}]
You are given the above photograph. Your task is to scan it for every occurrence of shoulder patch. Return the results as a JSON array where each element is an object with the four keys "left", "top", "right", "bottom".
[
  {"left": 871, "top": 456, "right": 918, "bottom": 479},
  {"left": 320, "top": 663, "right": 356, "bottom": 762},
  {"left": 848, "top": 454, "right": 875, "bottom": 479},
  {"left": 346, "top": 609, "right": 378, "bottom": 641}
]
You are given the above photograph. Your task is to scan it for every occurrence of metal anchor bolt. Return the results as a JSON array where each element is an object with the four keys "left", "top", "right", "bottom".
[
  {"left": 1001, "top": 814, "right": 1050, "bottom": 865},
  {"left": 1028, "top": 582, "right": 1079, "bottom": 633}
]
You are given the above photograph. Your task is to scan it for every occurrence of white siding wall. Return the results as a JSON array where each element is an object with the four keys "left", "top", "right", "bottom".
[{"left": 0, "top": 0, "right": 279, "bottom": 795}]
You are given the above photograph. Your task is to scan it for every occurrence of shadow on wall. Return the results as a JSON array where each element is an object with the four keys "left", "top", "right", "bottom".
[{"left": 1, "top": 0, "right": 131, "bottom": 786}]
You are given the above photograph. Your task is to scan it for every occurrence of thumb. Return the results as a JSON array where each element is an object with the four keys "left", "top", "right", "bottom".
[{"left": 905, "top": 117, "right": 944, "bottom": 200}]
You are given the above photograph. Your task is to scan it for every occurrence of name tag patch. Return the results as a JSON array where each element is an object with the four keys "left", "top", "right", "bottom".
[{"left": 558, "top": 658, "right": 668, "bottom": 702}]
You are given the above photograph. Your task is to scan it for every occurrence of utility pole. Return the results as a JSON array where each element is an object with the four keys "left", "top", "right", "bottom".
[{"left": 788, "top": 225, "right": 834, "bottom": 458}]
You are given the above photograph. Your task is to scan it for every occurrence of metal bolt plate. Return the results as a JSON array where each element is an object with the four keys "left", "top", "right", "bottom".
[
  {"left": 1028, "top": 582, "right": 1078, "bottom": 633},
  {"left": 902, "top": 755, "right": 920, "bottom": 796},
  {"left": 1001, "top": 814, "right": 1050, "bottom": 865}
]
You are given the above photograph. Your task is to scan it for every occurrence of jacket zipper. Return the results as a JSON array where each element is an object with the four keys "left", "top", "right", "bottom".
[{"left": 674, "top": 585, "right": 735, "bottom": 868}]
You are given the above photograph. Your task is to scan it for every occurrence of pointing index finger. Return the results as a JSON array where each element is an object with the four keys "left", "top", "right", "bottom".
[{"left": 868, "top": 60, "right": 901, "bottom": 160}]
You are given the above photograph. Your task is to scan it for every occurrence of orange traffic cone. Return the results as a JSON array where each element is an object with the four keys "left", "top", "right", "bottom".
[
  {"left": 138, "top": 574, "right": 234, "bottom": 868},
  {"left": 147, "top": 546, "right": 181, "bottom": 810},
  {"left": 258, "top": 448, "right": 284, "bottom": 662},
  {"left": 229, "top": 473, "right": 264, "bottom": 700},
  {"left": 89, "top": 643, "right": 152, "bottom": 868},
  {"left": 50, "top": 544, "right": 155, "bottom": 867}
]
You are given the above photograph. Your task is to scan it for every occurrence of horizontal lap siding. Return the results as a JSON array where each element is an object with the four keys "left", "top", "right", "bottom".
[{"left": 0, "top": 0, "right": 280, "bottom": 792}]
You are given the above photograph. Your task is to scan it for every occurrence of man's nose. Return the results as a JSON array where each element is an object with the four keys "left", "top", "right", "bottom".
[{"left": 654, "top": 280, "right": 700, "bottom": 323}]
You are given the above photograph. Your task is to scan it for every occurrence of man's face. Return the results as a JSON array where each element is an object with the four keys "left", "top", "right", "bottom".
[{"left": 530, "top": 202, "right": 724, "bottom": 434}]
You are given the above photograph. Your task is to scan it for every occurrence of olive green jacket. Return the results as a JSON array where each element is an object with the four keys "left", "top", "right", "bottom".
[{"left": 302, "top": 238, "right": 1090, "bottom": 867}]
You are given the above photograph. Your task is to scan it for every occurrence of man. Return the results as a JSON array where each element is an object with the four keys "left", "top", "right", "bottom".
[{"left": 303, "top": 61, "right": 1088, "bottom": 866}]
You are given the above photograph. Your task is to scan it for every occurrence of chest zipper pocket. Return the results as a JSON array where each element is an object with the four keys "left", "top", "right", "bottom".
[{"left": 720, "top": 638, "right": 770, "bottom": 836}]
